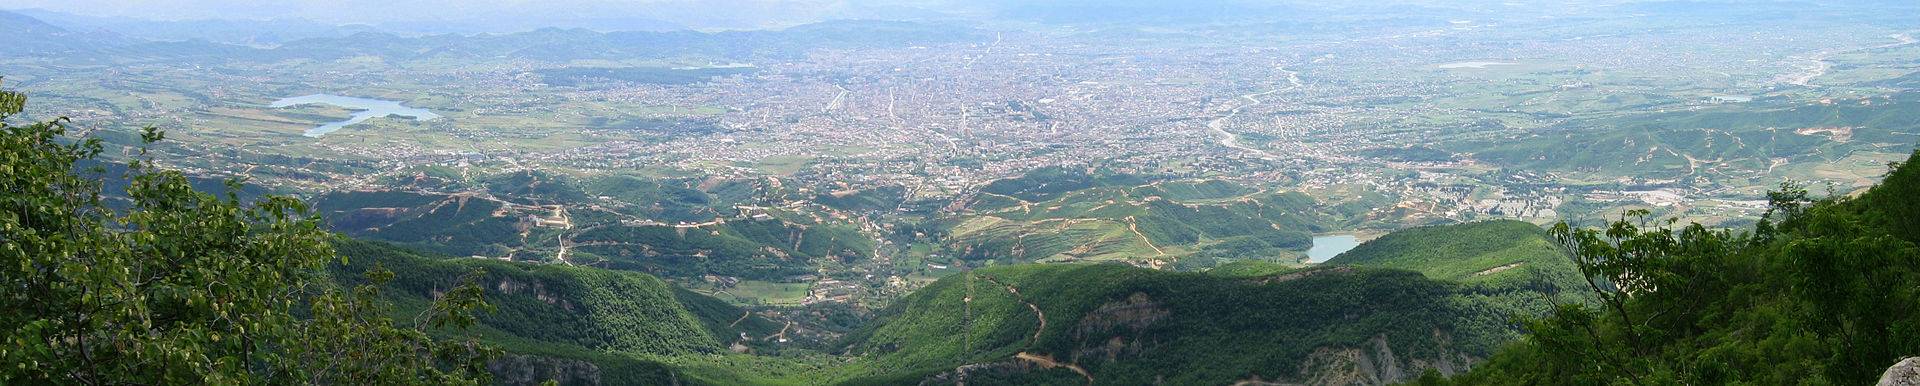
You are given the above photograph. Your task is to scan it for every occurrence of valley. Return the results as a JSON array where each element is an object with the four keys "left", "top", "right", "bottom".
[{"left": 5, "top": 0, "right": 1920, "bottom": 384}]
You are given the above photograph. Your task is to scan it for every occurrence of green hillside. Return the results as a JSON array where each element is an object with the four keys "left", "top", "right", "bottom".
[
  {"left": 328, "top": 235, "right": 1582, "bottom": 385},
  {"left": 834, "top": 263, "right": 1560, "bottom": 385},
  {"left": 580, "top": 174, "right": 762, "bottom": 223},
  {"left": 944, "top": 170, "right": 1359, "bottom": 268},
  {"left": 328, "top": 239, "right": 787, "bottom": 385},
  {"left": 315, "top": 172, "right": 874, "bottom": 281},
  {"left": 1327, "top": 220, "right": 1578, "bottom": 285},
  {"left": 315, "top": 191, "right": 530, "bottom": 257},
  {"left": 1446, "top": 150, "right": 1920, "bottom": 385}
]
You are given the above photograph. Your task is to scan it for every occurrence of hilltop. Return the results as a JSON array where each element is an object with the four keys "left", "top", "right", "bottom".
[
  {"left": 832, "top": 262, "right": 1563, "bottom": 385},
  {"left": 1327, "top": 219, "right": 1579, "bottom": 286}
]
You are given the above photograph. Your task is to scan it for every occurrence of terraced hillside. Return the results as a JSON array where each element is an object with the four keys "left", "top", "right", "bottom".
[
  {"left": 937, "top": 168, "right": 1371, "bottom": 268},
  {"left": 315, "top": 170, "right": 875, "bottom": 281},
  {"left": 315, "top": 165, "right": 1388, "bottom": 299}
]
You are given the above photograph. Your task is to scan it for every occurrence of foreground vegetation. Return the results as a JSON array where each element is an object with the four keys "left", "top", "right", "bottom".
[
  {"left": 330, "top": 238, "right": 809, "bottom": 385},
  {"left": 0, "top": 83, "right": 494, "bottom": 384},
  {"left": 1446, "top": 150, "right": 1920, "bottom": 385}
]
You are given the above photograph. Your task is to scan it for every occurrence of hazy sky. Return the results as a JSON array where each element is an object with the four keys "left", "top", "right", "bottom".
[
  {"left": 1, "top": 0, "right": 1272, "bottom": 25},
  {"left": 3, "top": 0, "right": 876, "bottom": 26},
  {"left": 3, "top": 0, "right": 1637, "bottom": 32}
]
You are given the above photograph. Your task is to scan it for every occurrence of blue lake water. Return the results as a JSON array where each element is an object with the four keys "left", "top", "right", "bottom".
[
  {"left": 270, "top": 94, "right": 440, "bottom": 137},
  {"left": 1306, "top": 234, "right": 1361, "bottom": 263}
]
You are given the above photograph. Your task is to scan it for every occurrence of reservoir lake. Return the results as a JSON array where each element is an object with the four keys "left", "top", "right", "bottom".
[
  {"left": 1306, "top": 234, "right": 1361, "bottom": 263},
  {"left": 271, "top": 94, "right": 440, "bottom": 137}
]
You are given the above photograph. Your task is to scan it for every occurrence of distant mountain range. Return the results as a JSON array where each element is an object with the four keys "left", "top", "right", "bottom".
[
  {"left": 0, "top": 10, "right": 986, "bottom": 64},
  {"left": 9, "top": 9, "right": 384, "bottom": 46}
]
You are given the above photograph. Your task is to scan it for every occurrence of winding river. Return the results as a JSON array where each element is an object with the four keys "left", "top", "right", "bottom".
[{"left": 1207, "top": 67, "right": 1300, "bottom": 160}]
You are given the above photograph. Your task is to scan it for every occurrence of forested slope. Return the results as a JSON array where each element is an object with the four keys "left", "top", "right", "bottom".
[
  {"left": 1328, "top": 220, "right": 1580, "bottom": 286},
  {"left": 328, "top": 239, "right": 784, "bottom": 385},
  {"left": 834, "top": 263, "right": 1560, "bottom": 385},
  {"left": 1445, "top": 150, "right": 1920, "bottom": 385}
]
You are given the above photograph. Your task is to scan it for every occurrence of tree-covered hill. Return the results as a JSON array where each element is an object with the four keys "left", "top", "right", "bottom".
[
  {"left": 329, "top": 238, "right": 787, "bottom": 385},
  {"left": 1328, "top": 219, "right": 1580, "bottom": 286},
  {"left": 306, "top": 174, "right": 1581, "bottom": 385},
  {"left": 1442, "top": 149, "right": 1920, "bottom": 385},
  {"left": 833, "top": 262, "right": 1565, "bottom": 385}
]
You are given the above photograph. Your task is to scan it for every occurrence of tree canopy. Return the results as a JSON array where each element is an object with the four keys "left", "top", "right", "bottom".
[{"left": 1443, "top": 155, "right": 1920, "bottom": 385}]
